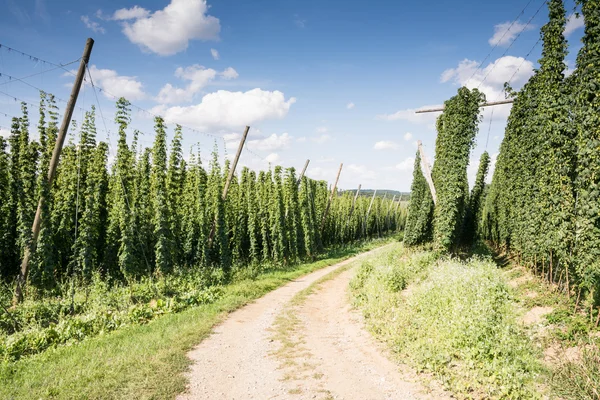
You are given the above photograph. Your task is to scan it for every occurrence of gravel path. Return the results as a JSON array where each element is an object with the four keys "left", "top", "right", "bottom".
[{"left": 178, "top": 245, "right": 445, "bottom": 400}]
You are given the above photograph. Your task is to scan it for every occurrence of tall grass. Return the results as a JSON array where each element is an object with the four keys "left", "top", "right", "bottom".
[{"left": 351, "top": 244, "right": 541, "bottom": 399}]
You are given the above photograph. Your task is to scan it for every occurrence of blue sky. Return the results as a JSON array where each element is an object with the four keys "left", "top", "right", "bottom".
[{"left": 0, "top": 0, "right": 585, "bottom": 191}]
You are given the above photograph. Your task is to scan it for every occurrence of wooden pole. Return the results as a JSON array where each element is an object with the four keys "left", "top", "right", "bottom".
[
  {"left": 363, "top": 189, "right": 377, "bottom": 236},
  {"left": 208, "top": 126, "right": 250, "bottom": 245},
  {"left": 320, "top": 163, "right": 343, "bottom": 233},
  {"left": 386, "top": 194, "right": 397, "bottom": 230},
  {"left": 14, "top": 38, "right": 94, "bottom": 305},
  {"left": 417, "top": 141, "right": 437, "bottom": 205},
  {"left": 347, "top": 184, "right": 361, "bottom": 222},
  {"left": 296, "top": 159, "right": 310, "bottom": 185},
  {"left": 415, "top": 99, "right": 514, "bottom": 114},
  {"left": 222, "top": 126, "right": 250, "bottom": 200}
]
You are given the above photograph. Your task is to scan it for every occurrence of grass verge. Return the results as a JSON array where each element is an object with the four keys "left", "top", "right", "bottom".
[
  {"left": 350, "top": 243, "right": 541, "bottom": 399},
  {"left": 0, "top": 238, "right": 391, "bottom": 400}
]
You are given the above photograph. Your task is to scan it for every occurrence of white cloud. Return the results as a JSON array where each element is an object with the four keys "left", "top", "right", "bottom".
[
  {"left": 440, "top": 56, "right": 535, "bottom": 119},
  {"left": 115, "top": 0, "right": 220, "bottom": 56},
  {"left": 346, "top": 102, "right": 355, "bottom": 109},
  {"left": 489, "top": 21, "right": 535, "bottom": 47},
  {"left": 211, "top": 48, "right": 220, "bottom": 60},
  {"left": 156, "top": 65, "right": 239, "bottom": 104},
  {"left": 565, "top": 13, "right": 584, "bottom": 37},
  {"left": 86, "top": 65, "right": 146, "bottom": 100},
  {"left": 396, "top": 157, "right": 415, "bottom": 172},
  {"left": 403, "top": 132, "right": 413, "bottom": 141},
  {"left": 248, "top": 132, "right": 292, "bottom": 151},
  {"left": 0, "top": 128, "right": 10, "bottom": 138},
  {"left": 112, "top": 5, "right": 150, "bottom": 20},
  {"left": 296, "top": 136, "right": 307, "bottom": 143},
  {"left": 153, "top": 88, "right": 296, "bottom": 131},
  {"left": 265, "top": 153, "right": 281, "bottom": 164},
  {"left": 81, "top": 15, "right": 105, "bottom": 34},
  {"left": 316, "top": 126, "right": 328, "bottom": 133},
  {"left": 220, "top": 67, "right": 239, "bottom": 80},
  {"left": 373, "top": 140, "right": 399, "bottom": 150}
]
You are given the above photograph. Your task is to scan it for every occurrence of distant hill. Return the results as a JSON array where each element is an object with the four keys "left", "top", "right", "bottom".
[{"left": 340, "top": 189, "right": 410, "bottom": 200}]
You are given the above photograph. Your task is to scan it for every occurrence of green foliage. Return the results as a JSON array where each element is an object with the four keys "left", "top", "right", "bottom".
[
  {"left": 151, "top": 116, "right": 172, "bottom": 276},
  {"left": 0, "top": 92, "right": 404, "bottom": 363},
  {"left": 462, "top": 151, "right": 490, "bottom": 244},
  {"left": 432, "top": 87, "right": 484, "bottom": 252},
  {"left": 351, "top": 245, "right": 540, "bottom": 399},
  {"left": 404, "top": 151, "right": 434, "bottom": 245},
  {"left": 483, "top": 0, "right": 600, "bottom": 310}
]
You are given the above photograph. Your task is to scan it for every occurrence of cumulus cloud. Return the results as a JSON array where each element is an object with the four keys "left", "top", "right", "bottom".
[
  {"left": 265, "top": 153, "right": 281, "bottom": 164},
  {"left": 489, "top": 21, "right": 535, "bottom": 47},
  {"left": 248, "top": 132, "right": 292, "bottom": 151},
  {"left": 153, "top": 88, "right": 296, "bottom": 131},
  {"left": 346, "top": 102, "right": 355, "bottom": 109},
  {"left": 373, "top": 140, "right": 399, "bottom": 150},
  {"left": 440, "top": 56, "right": 534, "bottom": 119},
  {"left": 403, "top": 132, "right": 413, "bottom": 141},
  {"left": 156, "top": 65, "right": 239, "bottom": 104},
  {"left": 112, "top": 5, "right": 149, "bottom": 20},
  {"left": 85, "top": 65, "right": 146, "bottom": 100},
  {"left": 313, "top": 134, "right": 331, "bottom": 144},
  {"left": 396, "top": 157, "right": 415, "bottom": 172},
  {"left": 565, "top": 13, "right": 584, "bottom": 36},
  {"left": 81, "top": 15, "right": 105, "bottom": 34},
  {"left": 220, "top": 67, "right": 239, "bottom": 80},
  {"left": 0, "top": 128, "right": 10, "bottom": 138},
  {"left": 211, "top": 48, "right": 220, "bottom": 60},
  {"left": 114, "top": 0, "right": 220, "bottom": 56}
]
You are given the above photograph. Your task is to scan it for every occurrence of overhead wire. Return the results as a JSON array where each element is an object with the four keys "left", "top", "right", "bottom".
[
  {"left": 468, "top": 0, "right": 538, "bottom": 83},
  {"left": 0, "top": 60, "right": 80, "bottom": 86},
  {"left": 0, "top": 42, "right": 78, "bottom": 69},
  {"left": 477, "top": 0, "right": 548, "bottom": 90}
]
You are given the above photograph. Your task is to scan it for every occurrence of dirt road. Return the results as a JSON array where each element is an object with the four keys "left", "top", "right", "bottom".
[{"left": 178, "top": 245, "right": 445, "bottom": 400}]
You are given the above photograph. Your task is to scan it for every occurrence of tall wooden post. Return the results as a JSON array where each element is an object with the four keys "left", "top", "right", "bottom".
[
  {"left": 222, "top": 126, "right": 250, "bottom": 199},
  {"left": 363, "top": 189, "right": 377, "bottom": 236},
  {"left": 14, "top": 38, "right": 94, "bottom": 305},
  {"left": 347, "top": 184, "right": 361, "bottom": 222},
  {"left": 320, "top": 163, "right": 343, "bottom": 233},
  {"left": 386, "top": 194, "right": 397, "bottom": 230},
  {"left": 208, "top": 126, "right": 250, "bottom": 245},
  {"left": 417, "top": 140, "right": 437, "bottom": 205},
  {"left": 296, "top": 159, "right": 310, "bottom": 185}
]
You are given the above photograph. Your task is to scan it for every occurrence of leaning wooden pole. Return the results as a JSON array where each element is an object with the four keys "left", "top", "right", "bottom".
[
  {"left": 363, "top": 189, "right": 377, "bottom": 236},
  {"left": 320, "top": 163, "right": 343, "bottom": 233},
  {"left": 296, "top": 159, "right": 310, "bottom": 185},
  {"left": 14, "top": 38, "right": 94, "bottom": 305},
  {"left": 417, "top": 140, "right": 437, "bottom": 205},
  {"left": 386, "top": 194, "right": 397, "bottom": 230},
  {"left": 208, "top": 126, "right": 250, "bottom": 245},
  {"left": 347, "top": 184, "right": 362, "bottom": 222}
]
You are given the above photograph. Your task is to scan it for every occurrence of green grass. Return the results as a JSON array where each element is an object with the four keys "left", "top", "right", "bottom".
[
  {"left": 0, "top": 238, "right": 391, "bottom": 400},
  {"left": 350, "top": 243, "right": 541, "bottom": 399}
]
